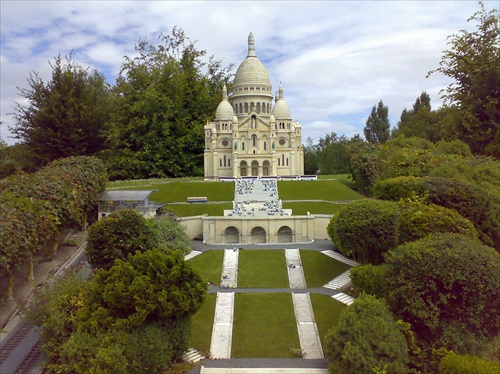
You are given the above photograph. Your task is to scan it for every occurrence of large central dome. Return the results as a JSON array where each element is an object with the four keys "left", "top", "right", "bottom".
[{"left": 233, "top": 33, "right": 271, "bottom": 88}]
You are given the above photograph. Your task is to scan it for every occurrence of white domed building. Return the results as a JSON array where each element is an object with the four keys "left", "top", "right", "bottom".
[{"left": 204, "top": 33, "right": 304, "bottom": 179}]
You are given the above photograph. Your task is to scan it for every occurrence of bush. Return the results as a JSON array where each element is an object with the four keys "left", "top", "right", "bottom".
[
  {"left": 350, "top": 264, "right": 387, "bottom": 298},
  {"left": 435, "top": 139, "right": 472, "bottom": 157},
  {"left": 372, "top": 176, "right": 426, "bottom": 201},
  {"left": 439, "top": 352, "right": 500, "bottom": 374},
  {"left": 398, "top": 201, "right": 478, "bottom": 243},
  {"left": 325, "top": 294, "right": 409, "bottom": 374},
  {"left": 86, "top": 209, "right": 157, "bottom": 270},
  {"left": 385, "top": 234, "right": 500, "bottom": 354},
  {"left": 147, "top": 215, "right": 191, "bottom": 255},
  {"left": 329, "top": 199, "right": 399, "bottom": 264}
]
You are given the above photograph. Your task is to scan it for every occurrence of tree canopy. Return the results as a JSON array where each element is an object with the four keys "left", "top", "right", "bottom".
[
  {"left": 325, "top": 293, "right": 409, "bottom": 374},
  {"left": 364, "top": 100, "right": 390, "bottom": 144},
  {"left": 102, "top": 27, "right": 233, "bottom": 180},
  {"left": 10, "top": 54, "right": 111, "bottom": 167},
  {"left": 428, "top": 3, "right": 500, "bottom": 157}
]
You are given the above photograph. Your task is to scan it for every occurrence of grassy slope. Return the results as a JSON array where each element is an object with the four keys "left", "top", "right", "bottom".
[
  {"left": 188, "top": 250, "right": 224, "bottom": 285},
  {"left": 300, "top": 250, "right": 352, "bottom": 288},
  {"left": 237, "top": 250, "right": 289, "bottom": 288},
  {"left": 190, "top": 293, "right": 216, "bottom": 353},
  {"left": 232, "top": 293, "right": 300, "bottom": 358},
  {"left": 310, "top": 293, "right": 346, "bottom": 348},
  {"left": 278, "top": 179, "right": 364, "bottom": 201}
]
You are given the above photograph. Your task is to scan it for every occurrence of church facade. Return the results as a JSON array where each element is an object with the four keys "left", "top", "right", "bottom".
[{"left": 204, "top": 33, "right": 304, "bottom": 179}]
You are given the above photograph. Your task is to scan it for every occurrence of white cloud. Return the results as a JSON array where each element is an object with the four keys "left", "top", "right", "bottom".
[{"left": 1, "top": 0, "right": 497, "bottom": 145}]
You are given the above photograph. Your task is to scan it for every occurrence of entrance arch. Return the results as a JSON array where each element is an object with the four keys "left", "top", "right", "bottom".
[
  {"left": 240, "top": 161, "right": 247, "bottom": 176},
  {"left": 262, "top": 160, "right": 270, "bottom": 176},
  {"left": 277, "top": 226, "right": 293, "bottom": 243},
  {"left": 224, "top": 226, "right": 239, "bottom": 243},
  {"left": 251, "top": 160, "right": 258, "bottom": 176},
  {"left": 250, "top": 226, "right": 266, "bottom": 243}
]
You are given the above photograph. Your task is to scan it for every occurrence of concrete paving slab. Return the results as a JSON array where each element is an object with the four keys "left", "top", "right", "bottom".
[
  {"left": 320, "top": 250, "right": 359, "bottom": 267},
  {"left": 285, "top": 249, "right": 306, "bottom": 289},
  {"left": 331, "top": 292, "right": 355, "bottom": 305},
  {"left": 291, "top": 293, "right": 323, "bottom": 359},
  {"left": 185, "top": 250, "right": 203, "bottom": 261},
  {"left": 200, "top": 368, "right": 328, "bottom": 373},
  {"left": 210, "top": 292, "right": 235, "bottom": 359},
  {"left": 221, "top": 249, "right": 239, "bottom": 288}
]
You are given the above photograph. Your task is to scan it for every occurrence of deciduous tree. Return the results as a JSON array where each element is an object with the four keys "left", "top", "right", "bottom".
[
  {"left": 428, "top": 4, "right": 500, "bottom": 157},
  {"left": 10, "top": 54, "right": 111, "bottom": 166},
  {"left": 364, "top": 100, "right": 390, "bottom": 144}
]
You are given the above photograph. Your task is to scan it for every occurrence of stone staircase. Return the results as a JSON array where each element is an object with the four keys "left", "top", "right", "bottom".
[
  {"left": 182, "top": 348, "right": 205, "bottom": 364},
  {"left": 320, "top": 250, "right": 359, "bottom": 267},
  {"left": 322, "top": 269, "right": 352, "bottom": 290},
  {"left": 332, "top": 292, "right": 355, "bottom": 306},
  {"left": 185, "top": 250, "right": 203, "bottom": 261}
]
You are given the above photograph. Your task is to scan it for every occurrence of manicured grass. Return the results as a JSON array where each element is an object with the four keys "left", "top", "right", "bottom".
[
  {"left": 300, "top": 250, "right": 352, "bottom": 288},
  {"left": 278, "top": 180, "right": 364, "bottom": 201},
  {"left": 310, "top": 293, "right": 346, "bottom": 348},
  {"left": 117, "top": 180, "right": 235, "bottom": 204},
  {"left": 162, "top": 203, "right": 232, "bottom": 217},
  {"left": 188, "top": 250, "right": 224, "bottom": 285},
  {"left": 238, "top": 250, "right": 289, "bottom": 288},
  {"left": 190, "top": 293, "right": 216, "bottom": 353},
  {"left": 232, "top": 293, "right": 300, "bottom": 358},
  {"left": 282, "top": 202, "right": 348, "bottom": 215},
  {"left": 107, "top": 177, "right": 202, "bottom": 189}
]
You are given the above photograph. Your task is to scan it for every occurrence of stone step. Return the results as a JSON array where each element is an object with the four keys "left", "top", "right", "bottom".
[
  {"left": 323, "top": 269, "right": 352, "bottom": 290},
  {"left": 320, "top": 250, "right": 359, "bottom": 267},
  {"left": 185, "top": 250, "right": 203, "bottom": 261},
  {"left": 331, "top": 292, "right": 355, "bottom": 306},
  {"left": 182, "top": 348, "right": 205, "bottom": 364},
  {"left": 200, "top": 368, "right": 328, "bottom": 374}
]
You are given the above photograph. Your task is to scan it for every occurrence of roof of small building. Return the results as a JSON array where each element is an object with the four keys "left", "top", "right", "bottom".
[{"left": 97, "top": 190, "right": 158, "bottom": 202}]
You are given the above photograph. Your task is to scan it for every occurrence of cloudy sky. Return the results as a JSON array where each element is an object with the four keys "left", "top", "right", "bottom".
[{"left": 1, "top": 1, "right": 496, "bottom": 146}]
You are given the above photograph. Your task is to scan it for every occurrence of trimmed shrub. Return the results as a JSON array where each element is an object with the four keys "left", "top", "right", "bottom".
[
  {"left": 435, "top": 139, "right": 472, "bottom": 157},
  {"left": 372, "top": 176, "right": 426, "bottom": 201},
  {"left": 329, "top": 199, "right": 399, "bottom": 264},
  {"left": 350, "top": 264, "right": 388, "bottom": 298},
  {"left": 398, "top": 202, "right": 478, "bottom": 243},
  {"left": 385, "top": 234, "right": 500, "bottom": 354},
  {"left": 439, "top": 352, "right": 500, "bottom": 374},
  {"left": 325, "top": 294, "right": 409, "bottom": 374},
  {"left": 86, "top": 209, "right": 156, "bottom": 270}
]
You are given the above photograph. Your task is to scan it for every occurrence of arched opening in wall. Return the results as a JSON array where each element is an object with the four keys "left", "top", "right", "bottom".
[
  {"left": 251, "top": 160, "right": 258, "bottom": 176},
  {"left": 240, "top": 161, "right": 247, "bottom": 176},
  {"left": 252, "top": 134, "right": 257, "bottom": 147},
  {"left": 256, "top": 102, "right": 261, "bottom": 113},
  {"left": 244, "top": 103, "right": 248, "bottom": 113},
  {"left": 263, "top": 160, "right": 270, "bottom": 176},
  {"left": 277, "top": 226, "right": 293, "bottom": 243},
  {"left": 251, "top": 226, "right": 266, "bottom": 243},
  {"left": 224, "top": 226, "right": 239, "bottom": 243}
]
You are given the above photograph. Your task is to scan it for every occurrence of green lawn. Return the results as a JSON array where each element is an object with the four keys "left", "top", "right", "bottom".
[
  {"left": 188, "top": 250, "right": 224, "bottom": 285},
  {"left": 300, "top": 250, "right": 352, "bottom": 288},
  {"left": 162, "top": 203, "right": 232, "bottom": 217},
  {"left": 282, "top": 202, "right": 348, "bottom": 215},
  {"left": 310, "top": 293, "right": 346, "bottom": 348},
  {"left": 278, "top": 180, "right": 364, "bottom": 201},
  {"left": 238, "top": 250, "right": 289, "bottom": 288},
  {"left": 190, "top": 293, "right": 216, "bottom": 353},
  {"left": 115, "top": 180, "right": 235, "bottom": 204},
  {"left": 232, "top": 293, "right": 300, "bottom": 358}
]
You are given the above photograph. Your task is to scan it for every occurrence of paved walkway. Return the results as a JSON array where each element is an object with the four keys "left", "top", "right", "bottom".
[
  {"left": 322, "top": 269, "right": 352, "bottom": 291},
  {"left": 210, "top": 248, "right": 240, "bottom": 359},
  {"left": 285, "top": 249, "right": 306, "bottom": 289},
  {"left": 185, "top": 250, "right": 203, "bottom": 261},
  {"left": 320, "top": 250, "right": 359, "bottom": 266}
]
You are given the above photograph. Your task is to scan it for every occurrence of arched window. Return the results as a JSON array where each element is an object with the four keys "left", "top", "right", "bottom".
[
  {"left": 250, "top": 102, "right": 255, "bottom": 112},
  {"left": 264, "top": 142, "right": 267, "bottom": 151},
  {"left": 244, "top": 103, "right": 248, "bottom": 113},
  {"left": 242, "top": 142, "right": 245, "bottom": 151},
  {"left": 252, "top": 134, "right": 257, "bottom": 147},
  {"left": 239, "top": 103, "right": 243, "bottom": 113},
  {"left": 256, "top": 102, "right": 261, "bottom": 113}
]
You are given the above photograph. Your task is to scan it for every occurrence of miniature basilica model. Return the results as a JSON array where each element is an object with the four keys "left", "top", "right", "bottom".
[{"left": 204, "top": 33, "right": 304, "bottom": 179}]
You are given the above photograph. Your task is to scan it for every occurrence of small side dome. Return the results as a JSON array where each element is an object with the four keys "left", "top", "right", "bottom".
[
  {"left": 272, "top": 82, "right": 291, "bottom": 119},
  {"left": 270, "top": 114, "right": 275, "bottom": 122},
  {"left": 232, "top": 115, "right": 239, "bottom": 124},
  {"left": 215, "top": 85, "right": 235, "bottom": 120},
  {"left": 272, "top": 100, "right": 291, "bottom": 119}
]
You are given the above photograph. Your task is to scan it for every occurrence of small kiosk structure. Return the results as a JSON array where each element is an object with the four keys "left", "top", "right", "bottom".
[{"left": 96, "top": 190, "right": 160, "bottom": 220}]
